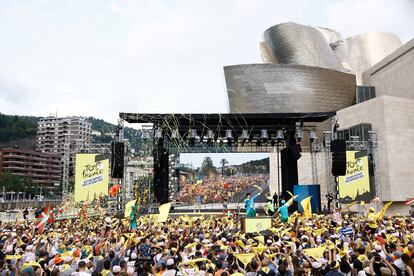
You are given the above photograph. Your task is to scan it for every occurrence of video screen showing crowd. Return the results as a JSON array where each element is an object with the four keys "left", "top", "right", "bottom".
[{"left": 177, "top": 153, "right": 271, "bottom": 210}]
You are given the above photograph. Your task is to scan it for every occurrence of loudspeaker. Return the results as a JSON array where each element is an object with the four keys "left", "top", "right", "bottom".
[
  {"left": 111, "top": 142, "right": 124, "bottom": 178},
  {"left": 290, "top": 144, "right": 302, "bottom": 160},
  {"left": 153, "top": 146, "right": 169, "bottom": 204},
  {"left": 281, "top": 147, "right": 299, "bottom": 201},
  {"left": 330, "top": 139, "right": 346, "bottom": 152},
  {"left": 331, "top": 140, "right": 346, "bottom": 176}
]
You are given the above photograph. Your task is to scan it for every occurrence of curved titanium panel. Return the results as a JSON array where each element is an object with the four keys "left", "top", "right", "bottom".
[
  {"left": 333, "top": 32, "right": 401, "bottom": 84},
  {"left": 224, "top": 64, "right": 356, "bottom": 113},
  {"left": 262, "top": 22, "right": 344, "bottom": 70}
]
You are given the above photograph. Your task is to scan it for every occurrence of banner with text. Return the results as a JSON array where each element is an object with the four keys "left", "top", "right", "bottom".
[
  {"left": 75, "top": 154, "right": 109, "bottom": 202},
  {"left": 338, "top": 151, "right": 372, "bottom": 203}
]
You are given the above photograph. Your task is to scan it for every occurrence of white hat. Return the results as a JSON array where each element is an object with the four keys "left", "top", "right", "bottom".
[
  {"left": 126, "top": 267, "right": 134, "bottom": 275},
  {"left": 301, "top": 235, "right": 308, "bottom": 240},
  {"left": 131, "top": 252, "right": 137, "bottom": 260},
  {"left": 194, "top": 238, "right": 200, "bottom": 242},
  {"left": 266, "top": 239, "right": 272, "bottom": 244},
  {"left": 26, "top": 245, "right": 34, "bottom": 251},
  {"left": 113, "top": 266, "right": 121, "bottom": 273},
  {"left": 166, "top": 259, "right": 174, "bottom": 266},
  {"left": 318, "top": 258, "right": 328, "bottom": 265},
  {"left": 312, "top": 262, "right": 322, "bottom": 269},
  {"left": 375, "top": 245, "right": 382, "bottom": 251},
  {"left": 64, "top": 256, "right": 73, "bottom": 263},
  {"left": 221, "top": 238, "right": 227, "bottom": 242},
  {"left": 5, "top": 245, "right": 13, "bottom": 253}
]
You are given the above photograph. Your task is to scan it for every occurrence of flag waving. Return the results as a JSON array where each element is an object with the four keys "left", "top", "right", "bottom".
[
  {"left": 376, "top": 201, "right": 393, "bottom": 220},
  {"left": 34, "top": 206, "right": 53, "bottom": 231},
  {"left": 301, "top": 196, "right": 312, "bottom": 218}
]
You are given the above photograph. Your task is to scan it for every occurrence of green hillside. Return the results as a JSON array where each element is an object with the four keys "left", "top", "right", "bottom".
[{"left": 0, "top": 113, "right": 143, "bottom": 152}]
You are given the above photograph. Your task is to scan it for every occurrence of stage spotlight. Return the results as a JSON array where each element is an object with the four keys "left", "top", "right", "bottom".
[
  {"left": 207, "top": 130, "right": 214, "bottom": 140},
  {"left": 226, "top": 129, "right": 233, "bottom": 146},
  {"left": 225, "top": 129, "right": 233, "bottom": 140},
  {"left": 276, "top": 130, "right": 284, "bottom": 142},
  {"left": 295, "top": 128, "right": 303, "bottom": 142},
  {"left": 260, "top": 129, "right": 269, "bottom": 142},
  {"left": 206, "top": 130, "right": 214, "bottom": 146},
  {"left": 241, "top": 129, "right": 249, "bottom": 140},
  {"left": 155, "top": 129, "right": 163, "bottom": 139},
  {"left": 188, "top": 129, "right": 197, "bottom": 147},
  {"left": 171, "top": 130, "right": 180, "bottom": 139},
  {"left": 309, "top": 131, "right": 317, "bottom": 143}
]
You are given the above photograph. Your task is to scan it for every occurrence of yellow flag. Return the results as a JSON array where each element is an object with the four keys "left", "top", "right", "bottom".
[
  {"left": 158, "top": 203, "right": 172, "bottom": 223},
  {"left": 342, "top": 201, "right": 357, "bottom": 211},
  {"left": 5, "top": 255, "right": 21, "bottom": 260},
  {"left": 235, "top": 253, "right": 255, "bottom": 267},
  {"left": 235, "top": 240, "right": 245, "bottom": 249},
  {"left": 300, "top": 196, "right": 312, "bottom": 218},
  {"left": 251, "top": 245, "right": 267, "bottom": 254},
  {"left": 376, "top": 202, "right": 393, "bottom": 220},
  {"left": 286, "top": 195, "right": 299, "bottom": 207},
  {"left": 254, "top": 235, "right": 265, "bottom": 245},
  {"left": 303, "top": 246, "right": 326, "bottom": 260},
  {"left": 124, "top": 200, "right": 136, "bottom": 218}
]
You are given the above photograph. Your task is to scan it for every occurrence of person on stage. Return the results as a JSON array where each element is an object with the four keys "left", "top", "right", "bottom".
[
  {"left": 130, "top": 205, "right": 138, "bottom": 230},
  {"left": 243, "top": 186, "right": 263, "bottom": 218},
  {"left": 278, "top": 200, "right": 289, "bottom": 223},
  {"left": 264, "top": 194, "right": 275, "bottom": 216}
]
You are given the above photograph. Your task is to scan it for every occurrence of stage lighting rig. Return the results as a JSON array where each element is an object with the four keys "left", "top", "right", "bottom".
[
  {"left": 226, "top": 129, "right": 233, "bottom": 146},
  {"left": 309, "top": 131, "right": 317, "bottom": 143},
  {"left": 276, "top": 130, "right": 284, "bottom": 142},
  {"left": 260, "top": 129, "right": 269, "bottom": 143},
  {"left": 188, "top": 129, "right": 197, "bottom": 147}
]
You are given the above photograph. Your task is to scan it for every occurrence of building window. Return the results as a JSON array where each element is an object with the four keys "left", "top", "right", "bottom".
[
  {"left": 338, "top": 123, "right": 372, "bottom": 141},
  {"left": 356, "top": 86, "right": 376, "bottom": 104}
]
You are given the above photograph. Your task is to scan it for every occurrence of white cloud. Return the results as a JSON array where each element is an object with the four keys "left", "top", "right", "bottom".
[{"left": 0, "top": 0, "right": 412, "bottom": 123}]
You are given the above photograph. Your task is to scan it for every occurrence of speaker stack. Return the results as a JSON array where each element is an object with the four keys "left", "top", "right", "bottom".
[
  {"left": 111, "top": 142, "right": 125, "bottom": 178},
  {"left": 330, "top": 140, "right": 347, "bottom": 176}
]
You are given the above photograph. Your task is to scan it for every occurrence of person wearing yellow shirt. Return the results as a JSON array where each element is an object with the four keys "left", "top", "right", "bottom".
[{"left": 366, "top": 207, "right": 378, "bottom": 234}]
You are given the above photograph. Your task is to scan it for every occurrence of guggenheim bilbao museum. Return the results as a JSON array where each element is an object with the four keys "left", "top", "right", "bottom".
[{"left": 224, "top": 22, "right": 414, "bottom": 214}]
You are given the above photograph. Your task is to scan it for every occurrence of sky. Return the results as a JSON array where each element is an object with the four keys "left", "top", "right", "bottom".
[
  {"left": 179, "top": 152, "right": 269, "bottom": 169},
  {"left": 1, "top": 0, "right": 413, "bottom": 124}
]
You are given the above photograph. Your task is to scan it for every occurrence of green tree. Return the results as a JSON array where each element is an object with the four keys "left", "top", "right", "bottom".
[
  {"left": 0, "top": 171, "right": 22, "bottom": 191},
  {"left": 225, "top": 167, "right": 233, "bottom": 176},
  {"left": 201, "top": 157, "right": 216, "bottom": 176}
]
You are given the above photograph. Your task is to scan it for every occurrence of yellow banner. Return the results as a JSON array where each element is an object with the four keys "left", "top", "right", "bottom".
[
  {"left": 75, "top": 154, "right": 109, "bottom": 202},
  {"left": 158, "top": 203, "right": 172, "bottom": 223},
  {"left": 245, "top": 217, "right": 272, "bottom": 233},
  {"left": 251, "top": 245, "right": 267, "bottom": 254},
  {"left": 303, "top": 246, "right": 326, "bottom": 260},
  {"left": 338, "top": 151, "right": 371, "bottom": 201},
  {"left": 235, "top": 253, "right": 255, "bottom": 267}
]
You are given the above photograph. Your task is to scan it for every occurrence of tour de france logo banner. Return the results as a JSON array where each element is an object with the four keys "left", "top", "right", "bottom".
[
  {"left": 338, "top": 151, "right": 372, "bottom": 203},
  {"left": 75, "top": 154, "right": 109, "bottom": 202}
]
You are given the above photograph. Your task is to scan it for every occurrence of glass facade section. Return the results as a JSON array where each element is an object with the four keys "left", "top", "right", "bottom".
[{"left": 356, "top": 86, "right": 376, "bottom": 103}]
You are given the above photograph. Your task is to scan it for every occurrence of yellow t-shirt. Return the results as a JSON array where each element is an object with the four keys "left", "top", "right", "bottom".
[{"left": 367, "top": 212, "right": 378, "bottom": 228}]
